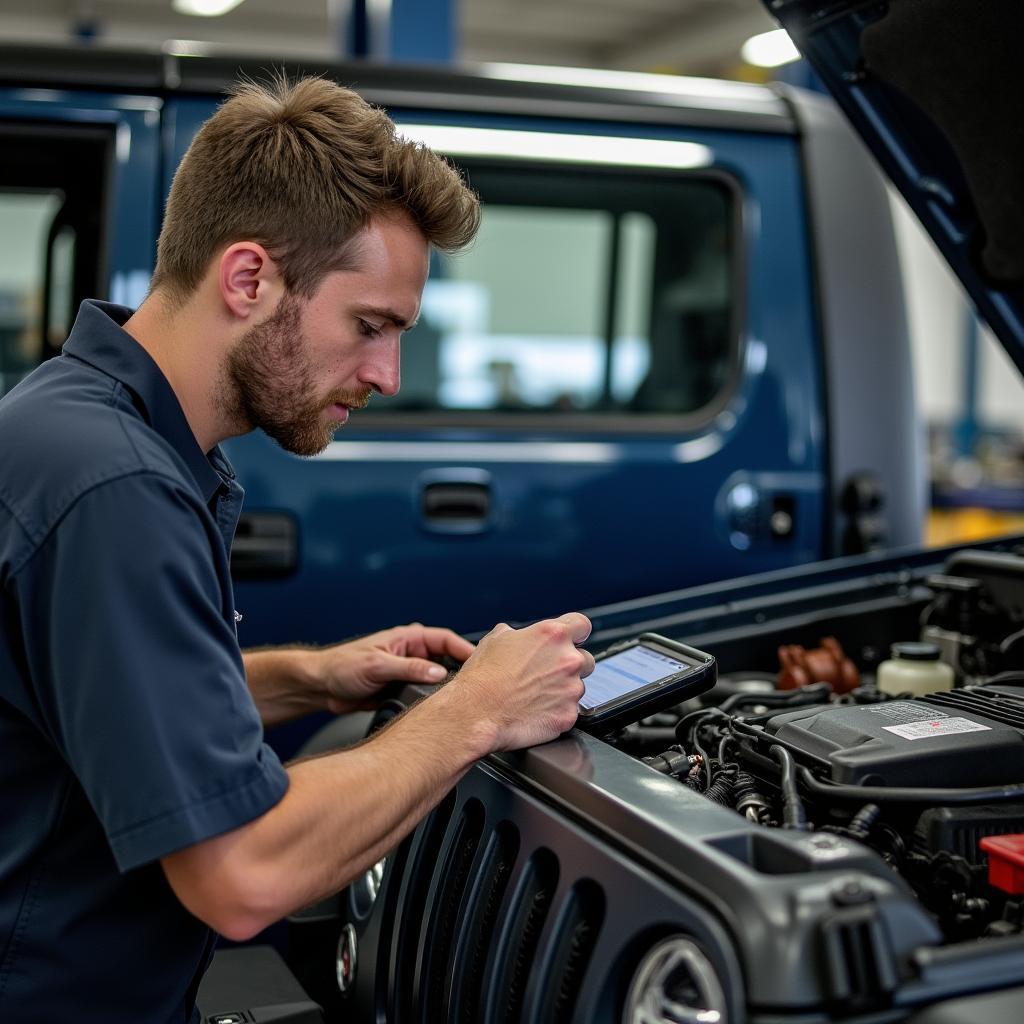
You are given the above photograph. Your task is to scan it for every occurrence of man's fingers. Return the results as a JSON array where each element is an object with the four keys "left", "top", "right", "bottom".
[
  {"left": 382, "top": 653, "right": 448, "bottom": 683},
  {"left": 396, "top": 624, "right": 475, "bottom": 663},
  {"left": 420, "top": 626, "right": 476, "bottom": 662},
  {"left": 578, "top": 648, "right": 596, "bottom": 678},
  {"left": 552, "top": 611, "right": 592, "bottom": 646}
]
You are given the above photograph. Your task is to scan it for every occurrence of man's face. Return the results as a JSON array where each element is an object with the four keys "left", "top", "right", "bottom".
[{"left": 225, "top": 213, "right": 429, "bottom": 456}]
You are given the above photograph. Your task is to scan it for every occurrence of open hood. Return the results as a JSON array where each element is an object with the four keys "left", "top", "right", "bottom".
[{"left": 764, "top": 0, "right": 1024, "bottom": 370}]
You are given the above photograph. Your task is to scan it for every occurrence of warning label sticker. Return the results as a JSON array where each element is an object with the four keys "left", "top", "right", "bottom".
[{"left": 883, "top": 718, "right": 991, "bottom": 741}]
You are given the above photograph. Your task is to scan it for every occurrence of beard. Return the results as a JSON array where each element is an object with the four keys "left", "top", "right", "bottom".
[{"left": 223, "top": 294, "right": 372, "bottom": 456}]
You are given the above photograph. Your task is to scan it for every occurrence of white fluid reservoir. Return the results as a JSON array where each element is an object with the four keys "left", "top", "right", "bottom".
[{"left": 877, "top": 641, "right": 955, "bottom": 697}]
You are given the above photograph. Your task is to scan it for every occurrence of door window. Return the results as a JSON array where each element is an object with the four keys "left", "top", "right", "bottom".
[
  {"left": 367, "top": 162, "right": 737, "bottom": 424},
  {"left": 0, "top": 124, "right": 111, "bottom": 396}
]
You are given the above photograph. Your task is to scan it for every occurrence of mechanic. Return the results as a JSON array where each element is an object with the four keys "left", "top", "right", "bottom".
[{"left": 0, "top": 76, "right": 593, "bottom": 1022}]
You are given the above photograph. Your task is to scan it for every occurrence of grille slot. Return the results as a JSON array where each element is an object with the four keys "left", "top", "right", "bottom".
[
  {"left": 923, "top": 688, "right": 1024, "bottom": 729},
  {"left": 537, "top": 879, "right": 605, "bottom": 1024},
  {"left": 454, "top": 822, "right": 521, "bottom": 1024},
  {"left": 419, "top": 798, "right": 486, "bottom": 1023},
  {"left": 488, "top": 847, "right": 560, "bottom": 1024},
  {"left": 821, "top": 906, "right": 897, "bottom": 1005},
  {"left": 391, "top": 790, "right": 457, "bottom": 1023}
]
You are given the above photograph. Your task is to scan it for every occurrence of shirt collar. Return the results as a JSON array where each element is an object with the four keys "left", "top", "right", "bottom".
[{"left": 62, "top": 299, "right": 231, "bottom": 504}]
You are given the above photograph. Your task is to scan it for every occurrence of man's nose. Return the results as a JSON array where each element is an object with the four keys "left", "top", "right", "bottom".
[{"left": 360, "top": 339, "right": 400, "bottom": 397}]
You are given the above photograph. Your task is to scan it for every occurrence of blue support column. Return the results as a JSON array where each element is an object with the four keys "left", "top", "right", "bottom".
[
  {"left": 334, "top": 0, "right": 454, "bottom": 62},
  {"left": 391, "top": 0, "right": 454, "bottom": 62},
  {"left": 954, "top": 309, "right": 981, "bottom": 458}
]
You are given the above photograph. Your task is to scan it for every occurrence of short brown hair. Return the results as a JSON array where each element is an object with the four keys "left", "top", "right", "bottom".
[{"left": 151, "top": 74, "right": 480, "bottom": 300}]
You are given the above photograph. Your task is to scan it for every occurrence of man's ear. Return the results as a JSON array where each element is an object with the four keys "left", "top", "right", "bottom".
[{"left": 218, "top": 242, "right": 283, "bottom": 320}]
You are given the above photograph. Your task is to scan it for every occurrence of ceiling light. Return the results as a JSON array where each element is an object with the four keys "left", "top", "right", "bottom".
[
  {"left": 172, "top": 0, "right": 247, "bottom": 16},
  {"left": 397, "top": 124, "right": 713, "bottom": 170},
  {"left": 481, "top": 62, "right": 771, "bottom": 106},
  {"left": 162, "top": 39, "right": 212, "bottom": 57},
  {"left": 741, "top": 29, "right": 801, "bottom": 68}
]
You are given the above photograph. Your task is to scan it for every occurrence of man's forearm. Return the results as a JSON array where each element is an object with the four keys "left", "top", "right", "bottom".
[
  {"left": 243, "top": 647, "right": 326, "bottom": 727},
  {"left": 161, "top": 684, "right": 494, "bottom": 940}
]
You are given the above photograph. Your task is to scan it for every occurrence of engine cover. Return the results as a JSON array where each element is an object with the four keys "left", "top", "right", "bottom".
[{"left": 764, "top": 699, "right": 1024, "bottom": 787}]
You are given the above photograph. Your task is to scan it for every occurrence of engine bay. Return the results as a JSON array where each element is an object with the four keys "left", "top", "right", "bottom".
[{"left": 605, "top": 548, "right": 1024, "bottom": 944}]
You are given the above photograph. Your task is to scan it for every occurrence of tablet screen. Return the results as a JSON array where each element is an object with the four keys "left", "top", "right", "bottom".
[{"left": 580, "top": 644, "right": 688, "bottom": 710}]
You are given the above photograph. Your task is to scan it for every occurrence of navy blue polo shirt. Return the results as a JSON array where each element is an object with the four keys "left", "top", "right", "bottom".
[{"left": 0, "top": 300, "right": 290, "bottom": 1022}]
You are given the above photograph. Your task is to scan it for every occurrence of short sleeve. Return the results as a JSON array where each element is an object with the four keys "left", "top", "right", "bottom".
[{"left": 16, "top": 471, "right": 289, "bottom": 871}]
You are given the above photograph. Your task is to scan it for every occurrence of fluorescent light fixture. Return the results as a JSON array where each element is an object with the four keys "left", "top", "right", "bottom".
[
  {"left": 741, "top": 29, "right": 801, "bottom": 68},
  {"left": 482, "top": 61, "right": 773, "bottom": 107},
  {"left": 162, "top": 38, "right": 213, "bottom": 57},
  {"left": 172, "top": 0, "right": 246, "bottom": 16},
  {"left": 397, "top": 124, "right": 713, "bottom": 170}
]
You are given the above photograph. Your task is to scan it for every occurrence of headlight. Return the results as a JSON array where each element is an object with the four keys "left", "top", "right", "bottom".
[
  {"left": 350, "top": 857, "right": 386, "bottom": 919},
  {"left": 623, "top": 935, "right": 727, "bottom": 1024}
]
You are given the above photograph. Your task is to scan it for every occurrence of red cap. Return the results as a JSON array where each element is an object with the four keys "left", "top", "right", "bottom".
[{"left": 980, "top": 834, "right": 1024, "bottom": 894}]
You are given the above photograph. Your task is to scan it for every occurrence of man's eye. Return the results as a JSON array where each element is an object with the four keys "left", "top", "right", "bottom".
[{"left": 358, "top": 319, "right": 383, "bottom": 338}]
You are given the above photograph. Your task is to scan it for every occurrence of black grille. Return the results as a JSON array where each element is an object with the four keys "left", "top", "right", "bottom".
[
  {"left": 537, "top": 880, "right": 605, "bottom": 1024},
  {"left": 489, "top": 848, "right": 560, "bottom": 1024},
  {"left": 391, "top": 790, "right": 457, "bottom": 1023},
  {"left": 454, "top": 822, "right": 521, "bottom": 1024},
  {"left": 420, "top": 798, "right": 486, "bottom": 1023},
  {"left": 820, "top": 906, "right": 897, "bottom": 1005}
]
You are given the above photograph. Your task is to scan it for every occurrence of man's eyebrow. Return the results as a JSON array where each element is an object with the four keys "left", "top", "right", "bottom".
[{"left": 357, "top": 306, "right": 419, "bottom": 330}]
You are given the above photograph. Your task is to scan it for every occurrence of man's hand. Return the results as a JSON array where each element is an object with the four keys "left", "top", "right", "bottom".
[
  {"left": 440, "top": 612, "right": 595, "bottom": 751},
  {"left": 242, "top": 624, "right": 474, "bottom": 725},
  {"left": 318, "top": 623, "right": 476, "bottom": 714}
]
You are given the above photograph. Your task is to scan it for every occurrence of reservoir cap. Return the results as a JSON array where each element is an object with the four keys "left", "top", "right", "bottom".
[{"left": 890, "top": 641, "right": 942, "bottom": 661}]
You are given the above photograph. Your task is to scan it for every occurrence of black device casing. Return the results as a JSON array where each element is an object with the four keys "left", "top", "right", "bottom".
[{"left": 575, "top": 632, "right": 717, "bottom": 734}]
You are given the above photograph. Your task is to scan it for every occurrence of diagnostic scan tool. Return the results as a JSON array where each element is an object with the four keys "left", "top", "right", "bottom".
[{"left": 577, "top": 633, "right": 716, "bottom": 733}]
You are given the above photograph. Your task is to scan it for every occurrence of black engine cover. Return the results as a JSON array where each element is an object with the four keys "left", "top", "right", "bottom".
[{"left": 764, "top": 699, "right": 1024, "bottom": 787}]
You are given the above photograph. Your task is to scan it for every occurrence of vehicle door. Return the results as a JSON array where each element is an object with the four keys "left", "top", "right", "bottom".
[
  {"left": 165, "top": 102, "right": 827, "bottom": 643},
  {"left": 0, "top": 86, "right": 161, "bottom": 395}
]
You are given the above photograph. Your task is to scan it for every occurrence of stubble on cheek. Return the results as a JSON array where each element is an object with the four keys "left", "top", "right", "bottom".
[{"left": 223, "top": 296, "right": 336, "bottom": 456}]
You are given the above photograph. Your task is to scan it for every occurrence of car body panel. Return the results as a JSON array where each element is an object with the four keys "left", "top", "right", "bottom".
[{"left": 221, "top": 120, "right": 828, "bottom": 640}]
